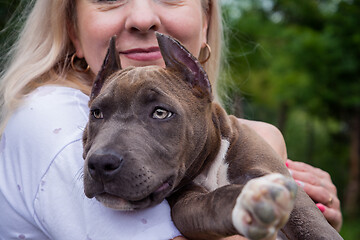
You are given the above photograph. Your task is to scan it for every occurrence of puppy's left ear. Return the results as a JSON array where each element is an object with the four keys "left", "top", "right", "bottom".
[
  {"left": 90, "top": 36, "right": 121, "bottom": 101},
  {"left": 156, "top": 32, "right": 212, "bottom": 99}
]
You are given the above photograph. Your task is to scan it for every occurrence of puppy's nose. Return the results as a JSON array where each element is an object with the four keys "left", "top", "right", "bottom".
[{"left": 87, "top": 150, "right": 123, "bottom": 182}]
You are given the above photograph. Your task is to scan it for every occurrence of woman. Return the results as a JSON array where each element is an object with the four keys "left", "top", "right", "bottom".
[{"left": 0, "top": 0, "right": 341, "bottom": 239}]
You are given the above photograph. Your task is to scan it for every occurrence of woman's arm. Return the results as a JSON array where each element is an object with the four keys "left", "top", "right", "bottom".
[{"left": 237, "top": 119, "right": 288, "bottom": 161}]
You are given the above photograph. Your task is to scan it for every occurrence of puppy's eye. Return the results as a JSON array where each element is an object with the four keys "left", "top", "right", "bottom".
[
  {"left": 152, "top": 108, "right": 173, "bottom": 120},
  {"left": 91, "top": 109, "right": 104, "bottom": 119}
]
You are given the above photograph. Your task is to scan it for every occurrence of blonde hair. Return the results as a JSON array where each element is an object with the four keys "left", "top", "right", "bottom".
[
  {"left": 200, "top": 0, "right": 223, "bottom": 101},
  {"left": 0, "top": 0, "right": 224, "bottom": 133}
]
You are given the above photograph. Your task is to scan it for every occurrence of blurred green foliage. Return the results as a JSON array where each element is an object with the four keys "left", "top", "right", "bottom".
[
  {"left": 1, "top": 0, "right": 359, "bottom": 239},
  {"left": 0, "top": 1, "right": 19, "bottom": 27},
  {"left": 0, "top": 0, "right": 24, "bottom": 70}
]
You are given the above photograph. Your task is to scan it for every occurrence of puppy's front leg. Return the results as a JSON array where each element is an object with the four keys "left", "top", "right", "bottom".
[
  {"left": 168, "top": 174, "right": 297, "bottom": 240},
  {"left": 168, "top": 183, "right": 242, "bottom": 240}
]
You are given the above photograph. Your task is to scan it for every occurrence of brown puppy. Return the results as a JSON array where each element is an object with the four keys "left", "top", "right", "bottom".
[{"left": 82, "top": 33, "right": 343, "bottom": 240}]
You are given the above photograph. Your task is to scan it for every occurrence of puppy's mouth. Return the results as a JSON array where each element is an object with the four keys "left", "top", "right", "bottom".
[{"left": 95, "top": 178, "right": 174, "bottom": 211}]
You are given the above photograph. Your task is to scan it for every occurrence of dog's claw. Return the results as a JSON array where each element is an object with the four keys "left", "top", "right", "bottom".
[{"left": 232, "top": 174, "right": 297, "bottom": 240}]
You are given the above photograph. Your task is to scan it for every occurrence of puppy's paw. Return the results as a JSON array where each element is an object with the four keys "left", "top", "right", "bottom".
[{"left": 232, "top": 173, "right": 297, "bottom": 240}]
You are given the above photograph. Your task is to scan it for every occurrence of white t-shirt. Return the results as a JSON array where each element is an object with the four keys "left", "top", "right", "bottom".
[{"left": 0, "top": 85, "right": 181, "bottom": 240}]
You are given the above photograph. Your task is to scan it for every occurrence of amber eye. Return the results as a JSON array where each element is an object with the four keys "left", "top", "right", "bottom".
[
  {"left": 152, "top": 108, "right": 173, "bottom": 120},
  {"left": 91, "top": 109, "right": 104, "bottom": 119}
]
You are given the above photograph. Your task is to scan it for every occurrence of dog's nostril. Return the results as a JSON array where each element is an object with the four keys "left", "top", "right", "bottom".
[{"left": 104, "top": 162, "right": 121, "bottom": 171}]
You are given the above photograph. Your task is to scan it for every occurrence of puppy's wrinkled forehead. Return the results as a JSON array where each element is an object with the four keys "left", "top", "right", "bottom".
[
  {"left": 116, "top": 66, "right": 171, "bottom": 85},
  {"left": 102, "top": 66, "right": 183, "bottom": 104}
]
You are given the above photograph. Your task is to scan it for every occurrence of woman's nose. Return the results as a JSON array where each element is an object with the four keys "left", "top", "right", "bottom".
[{"left": 125, "top": 0, "right": 160, "bottom": 33}]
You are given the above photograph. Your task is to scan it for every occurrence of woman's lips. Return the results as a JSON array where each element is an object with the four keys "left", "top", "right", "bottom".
[{"left": 120, "top": 47, "right": 162, "bottom": 61}]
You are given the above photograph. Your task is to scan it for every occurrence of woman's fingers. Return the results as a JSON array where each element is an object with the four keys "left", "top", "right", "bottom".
[
  {"left": 289, "top": 169, "right": 338, "bottom": 206},
  {"left": 297, "top": 181, "right": 339, "bottom": 207},
  {"left": 286, "top": 159, "right": 342, "bottom": 231}
]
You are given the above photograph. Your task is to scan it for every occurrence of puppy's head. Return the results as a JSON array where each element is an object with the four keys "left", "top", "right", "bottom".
[{"left": 82, "top": 33, "right": 216, "bottom": 210}]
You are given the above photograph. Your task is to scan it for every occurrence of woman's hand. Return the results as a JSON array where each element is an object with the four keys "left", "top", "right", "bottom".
[{"left": 286, "top": 159, "right": 342, "bottom": 232}]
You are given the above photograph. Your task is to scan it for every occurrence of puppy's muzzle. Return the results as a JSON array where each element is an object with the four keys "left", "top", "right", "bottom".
[{"left": 87, "top": 150, "right": 124, "bottom": 183}]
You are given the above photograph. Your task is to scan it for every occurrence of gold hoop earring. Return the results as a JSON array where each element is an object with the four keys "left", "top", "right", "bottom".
[
  {"left": 71, "top": 53, "right": 90, "bottom": 73},
  {"left": 200, "top": 43, "right": 211, "bottom": 64}
]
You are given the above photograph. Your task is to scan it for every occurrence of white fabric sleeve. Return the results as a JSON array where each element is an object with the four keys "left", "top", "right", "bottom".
[{"left": 0, "top": 86, "right": 181, "bottom": 240}]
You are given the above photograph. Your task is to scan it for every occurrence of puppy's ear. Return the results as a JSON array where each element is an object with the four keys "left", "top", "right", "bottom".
[
  {"left": 156, "top": 32, "right": 212, "bottom": 99},
  {"left": 90, "top": 36, "right": 121, "bottom": 101}
]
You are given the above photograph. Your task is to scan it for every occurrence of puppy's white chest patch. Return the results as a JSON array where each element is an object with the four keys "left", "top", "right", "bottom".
[{"left": 193, "top": 139, "right": 230, "bottom": 191}]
